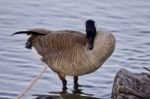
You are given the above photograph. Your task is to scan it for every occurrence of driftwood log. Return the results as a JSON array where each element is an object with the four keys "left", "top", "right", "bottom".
[{"left": 112, "top": 68, "right": 150, "bottom": 99}]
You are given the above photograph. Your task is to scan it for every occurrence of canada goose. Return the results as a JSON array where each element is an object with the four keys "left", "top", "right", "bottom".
[{"left": 12, "top": 20, "right": 116, "bottom": 91}]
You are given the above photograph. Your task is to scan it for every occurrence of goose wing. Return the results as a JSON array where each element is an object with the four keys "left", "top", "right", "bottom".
[{"left": 32, "top": 30, "right": 87, "bottom": 56}]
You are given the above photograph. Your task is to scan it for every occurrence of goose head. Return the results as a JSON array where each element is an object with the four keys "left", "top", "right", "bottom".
[{"left": 85, "top": 19, "right": 97, "bottom": 50}]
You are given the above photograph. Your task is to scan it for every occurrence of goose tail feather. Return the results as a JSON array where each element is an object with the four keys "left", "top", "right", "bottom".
[
  {"left": 12, "top": 30, "right": 46, "bottom": 49},
  {"left": 11, "top": 31, "right": 45, "bottom": 36}
]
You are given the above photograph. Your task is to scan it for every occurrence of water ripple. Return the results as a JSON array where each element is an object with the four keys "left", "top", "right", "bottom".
[{"left": 0, "top": 0, "right": 150, "bottom": 99}]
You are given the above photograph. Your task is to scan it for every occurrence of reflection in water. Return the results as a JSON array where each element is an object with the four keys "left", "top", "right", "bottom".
[{"left": 34, "top": 90, "right": 99, "bottom": 99}]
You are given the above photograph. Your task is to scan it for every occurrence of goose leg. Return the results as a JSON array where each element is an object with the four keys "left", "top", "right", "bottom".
[
  {"left": 73, "top": 76, "right": 79, "bottom": 90},
  {"left": 58, "top": 74, "right": 67, "bottom": 91}
]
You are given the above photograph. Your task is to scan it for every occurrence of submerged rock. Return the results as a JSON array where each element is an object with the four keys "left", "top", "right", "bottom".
[{"left": 112, "top": 68, "right": 150, "bottom": 99}]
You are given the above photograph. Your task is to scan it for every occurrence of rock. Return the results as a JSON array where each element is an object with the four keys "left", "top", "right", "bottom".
[{"left": 112, "top": 68, "right": 150, "bottom": 99}]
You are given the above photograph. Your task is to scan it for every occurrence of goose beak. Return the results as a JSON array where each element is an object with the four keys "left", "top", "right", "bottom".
[{"left": 88, "top": 44, "right": 93, "bottom": 50}]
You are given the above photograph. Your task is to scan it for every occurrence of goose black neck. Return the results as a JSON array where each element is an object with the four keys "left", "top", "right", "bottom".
[{"left": 85, "top": 20, "right": 96, "bottom": 50}]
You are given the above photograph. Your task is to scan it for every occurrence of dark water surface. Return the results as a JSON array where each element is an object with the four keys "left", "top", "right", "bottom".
[{"left": 0, "top": 0, "right": 150, "bottom": 99}]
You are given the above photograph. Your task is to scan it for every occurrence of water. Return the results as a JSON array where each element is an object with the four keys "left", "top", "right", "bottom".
[{"left": 0, "top": 0, "right": 150, "bottom": 99}]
